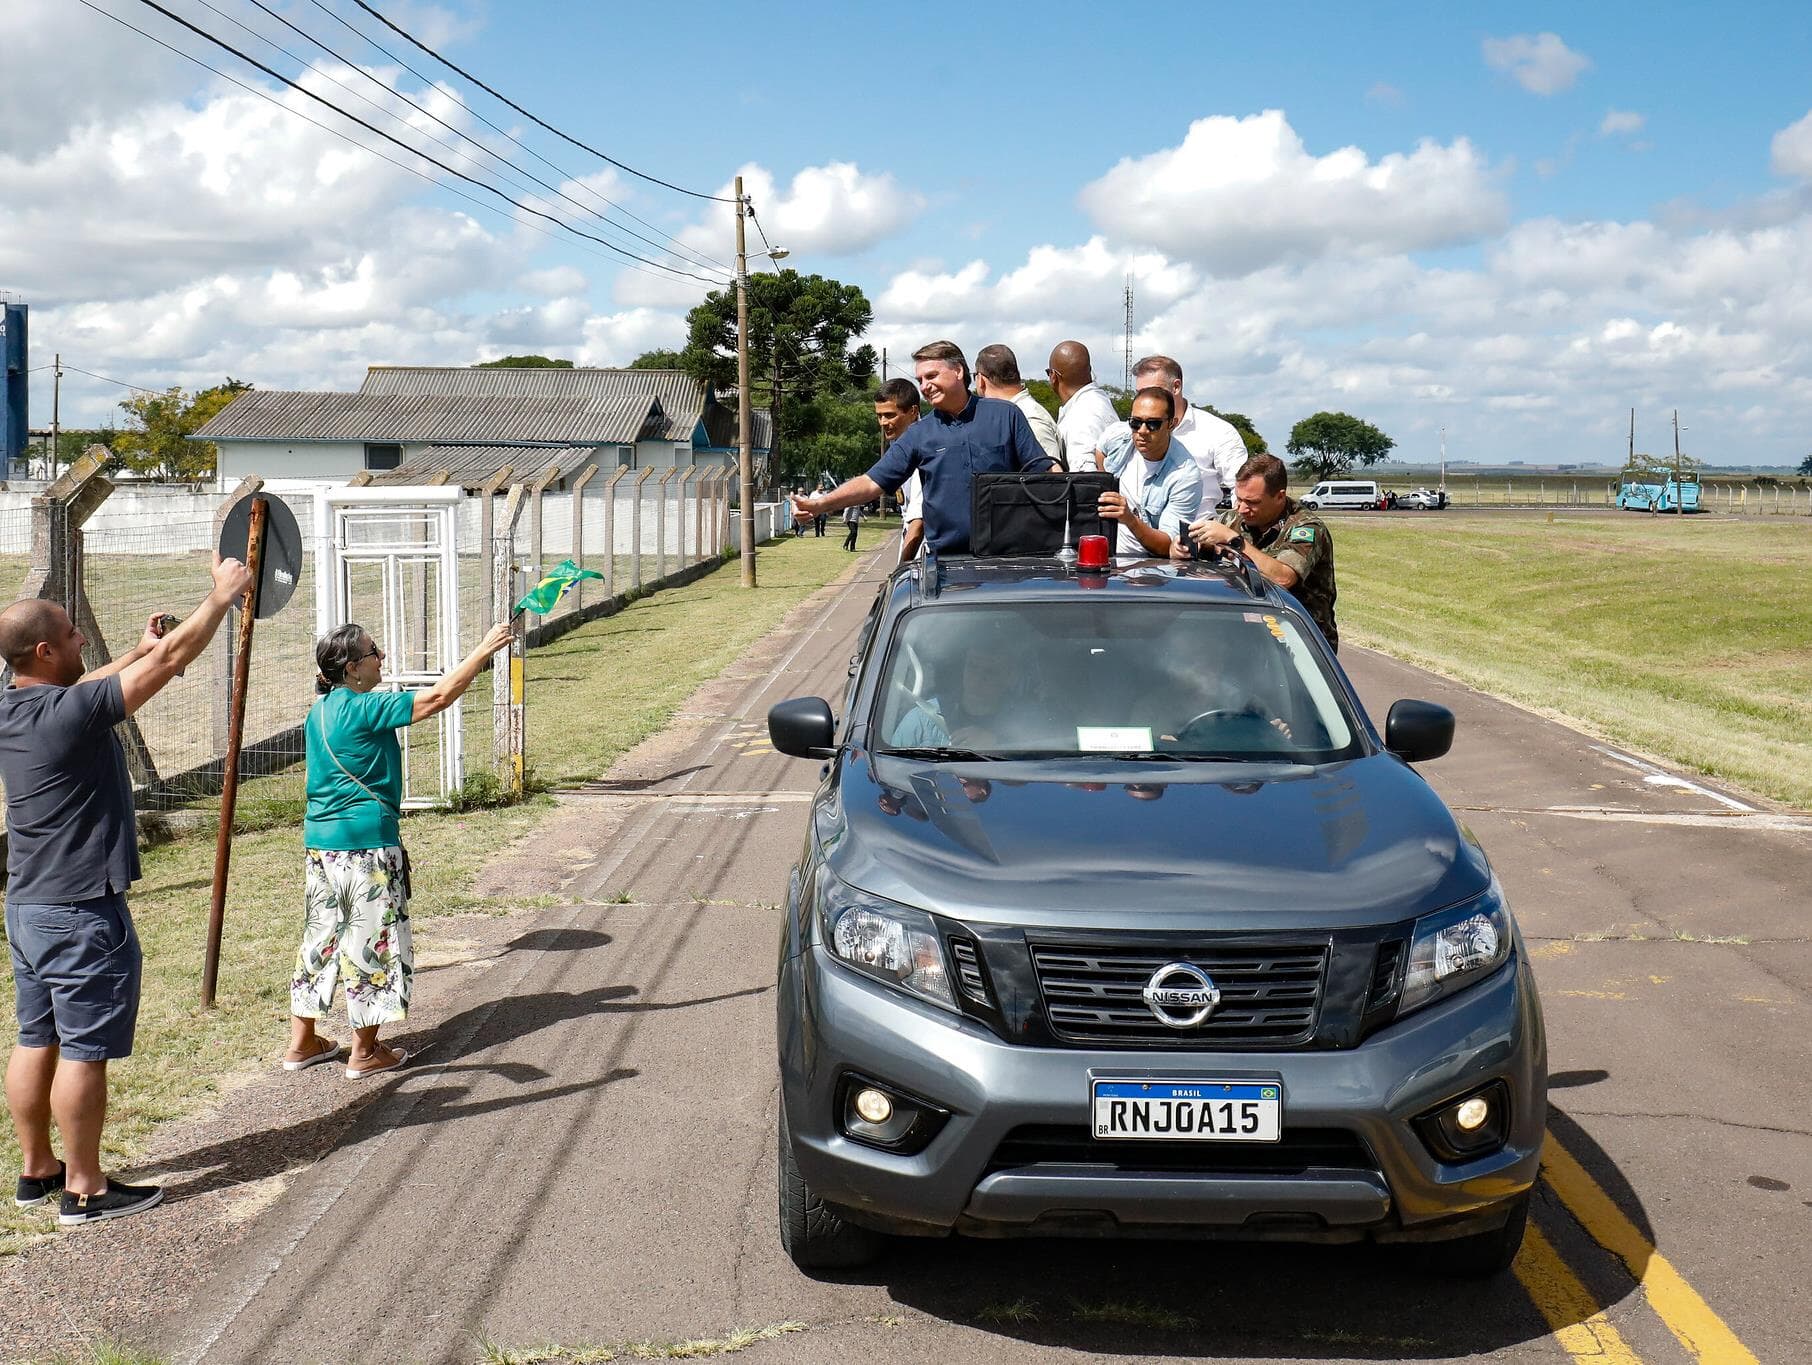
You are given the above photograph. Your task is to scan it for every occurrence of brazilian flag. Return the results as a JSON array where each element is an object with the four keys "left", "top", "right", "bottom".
[{"left": 515, "top": 558, "right": 604, "bottom": 615}]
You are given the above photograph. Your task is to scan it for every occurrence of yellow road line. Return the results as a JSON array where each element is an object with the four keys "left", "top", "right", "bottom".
[
  {"left": 1543, "top": 1136, "right": 1760, "bottom": 1364},
  {"left": 1514, "top": 1222, "right": 1642, "bottom": 1363}
]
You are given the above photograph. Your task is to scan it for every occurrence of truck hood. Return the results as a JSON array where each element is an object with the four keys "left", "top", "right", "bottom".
[{"left": 819, "top": 751, "right": 1492, "bottom": 932}]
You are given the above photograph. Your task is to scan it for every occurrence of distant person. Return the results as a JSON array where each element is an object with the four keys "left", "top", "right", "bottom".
[
  {"left": 973, "top": 344, "right": 1060, "bottom": 463},
  {"left": 1096, "top": 355, "right": 1249, "bottom": 508},
  {"left": 1047, "top": 340, "right": 1119, "bottom": 472},
  {"left": 873, "top": 378, "right": 925, "bottom": 562},
  {"left": 790, "top": 341, "right": 1057, "bottom": 554},
  {"left": 1178, "top": 453, "right": 1339, "bottom": 649},
  {"left": 287, "top": 619, "right": 513, "bottom": 1080},
  {"left": 1, "top": 553, "right": 251, "bottom": 1226},
  {"left": 1095, "top": 387, "right": 1203, "bottom": 557},
  {"left": 842, "top": 502, "right": 864, "bottom": 551}
]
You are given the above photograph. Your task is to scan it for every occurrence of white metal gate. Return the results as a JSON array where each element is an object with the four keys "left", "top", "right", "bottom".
[{"left": 313, "top": 486, "right": 463, "bottom": 807}]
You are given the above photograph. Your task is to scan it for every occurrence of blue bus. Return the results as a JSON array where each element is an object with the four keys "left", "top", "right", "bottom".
[{"left": 1616, "top": 471, "right": 1701, "bottom": 512}]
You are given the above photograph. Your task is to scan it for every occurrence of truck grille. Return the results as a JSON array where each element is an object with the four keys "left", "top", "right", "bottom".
[
  {"left": 986, "top": 1125, "right": 1373, "bottom": 1175},
  {"left": 1031, "top": 942, "right": 1328, "bottom": 1046}
]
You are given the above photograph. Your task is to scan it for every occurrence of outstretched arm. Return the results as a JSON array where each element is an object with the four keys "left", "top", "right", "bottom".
[
  {"left": 119, "top": 555, "right": 253, "bottom": 715},
  {"left": 792, "top": 475, "right": 884, "bottom": 525},
  {"left": 411, "top": 621, "right": 515, "bottom": 723}
]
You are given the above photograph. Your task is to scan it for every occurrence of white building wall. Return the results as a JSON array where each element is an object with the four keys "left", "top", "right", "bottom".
[{"left": 216, "top": 440, "right": 380, "bottom": 490}]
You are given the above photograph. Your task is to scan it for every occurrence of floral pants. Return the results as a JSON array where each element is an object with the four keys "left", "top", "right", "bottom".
[{"left": 291, "top": 846, "right": 412, "bottom": 1028}]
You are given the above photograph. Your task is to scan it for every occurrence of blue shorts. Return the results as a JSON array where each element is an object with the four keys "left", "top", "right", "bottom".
[{"left": 6, "top": 891, "right": 142, "bottom": 1062}]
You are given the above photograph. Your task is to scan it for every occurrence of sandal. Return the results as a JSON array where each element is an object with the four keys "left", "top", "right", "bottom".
[
  {"left": 282, "top": 1036, "right": 342, "bottom": 1072},
  {"left": 345, "top": 1046, "right": 409, "bottom": 1080}
]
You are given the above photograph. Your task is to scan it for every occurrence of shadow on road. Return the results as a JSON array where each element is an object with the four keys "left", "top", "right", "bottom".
[{"left": 823, "top": 1101, "right": 1656, "bottom": 1359}]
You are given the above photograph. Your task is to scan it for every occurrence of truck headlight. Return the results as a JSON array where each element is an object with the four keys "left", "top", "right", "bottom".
[
  {"left": 818, "top": 876, "right": 956, "bottom": 1013},
  {"left": 1398, "top": 879, "right": 1514, "bottom": 1018}
]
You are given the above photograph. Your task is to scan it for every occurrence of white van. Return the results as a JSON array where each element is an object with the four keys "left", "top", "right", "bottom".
[{"left": 1301, "top": 480, "right": 1383, "bottom": 511}]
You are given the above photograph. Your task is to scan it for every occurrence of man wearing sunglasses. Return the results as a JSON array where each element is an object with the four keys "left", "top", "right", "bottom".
[{"left": 1094, "top": 387, "right": 1202, "bottom": 557}]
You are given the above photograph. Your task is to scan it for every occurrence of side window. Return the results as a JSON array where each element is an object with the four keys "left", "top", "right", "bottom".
[
  {"left": 364, "top": 443, "right": 402, "bottom": 471},
  {"left": 840, "top": 587, "right": 888, "bottom": 725}
]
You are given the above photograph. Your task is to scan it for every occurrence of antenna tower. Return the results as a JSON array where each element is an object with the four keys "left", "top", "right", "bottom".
[{"left": 1121, "top": 274, "right": 1134, "bottom": 390}]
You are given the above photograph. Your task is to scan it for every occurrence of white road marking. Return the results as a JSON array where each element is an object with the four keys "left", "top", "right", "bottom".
[{"left": 1588, "top": 745, "right": 1758, "bottom": 813}]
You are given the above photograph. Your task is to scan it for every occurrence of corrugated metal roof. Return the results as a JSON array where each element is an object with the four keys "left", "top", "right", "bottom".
[
  {"left": 360, "top": 366, "right": 705, "bottom": 443},
  {"left": 367, "top": 444, "right": 603, "bottom": 491},
  {"left": 195, "top": 390, "right": 662, "bottom": 445}
]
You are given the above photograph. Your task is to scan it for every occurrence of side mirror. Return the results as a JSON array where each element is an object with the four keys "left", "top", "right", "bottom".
[
  {"left": 1384, "top": 699, "right": 1455, "bottom": 763},
  {"left": 768, "top": 696, "right": 837, "bottom": 759}
]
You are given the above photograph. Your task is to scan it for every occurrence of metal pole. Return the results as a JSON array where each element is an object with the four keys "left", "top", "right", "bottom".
[
  {"left": 1673, "top": 409, "right": 1684, "bottom": 516},
  {"left": 736, "top": 174, "right": 756, "bottom": 587},
  {"left": 50, "top": 354, "right": 60, "bottom": 474},
  {"left": 203, "top": 494, "right": 268, "bottom": 1008}
]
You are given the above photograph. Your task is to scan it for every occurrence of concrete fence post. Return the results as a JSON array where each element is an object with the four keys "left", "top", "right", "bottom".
[
  {"left": 569, "top": 463, "right": 599, "bottom": 608},
  {"left": 603, "top": 468, "right": 627, "bottom": 601},
  {"left": 631, "top": 468, "right": 655, "bottom": 591},
  {"left": 477, "top": 466, "right": 515, "bottom": 639},
  {"left": 491, "top": 482, "right": 527, "bottom": 793},
  {"left": 654, "top": 468, "right": 670, "bottom": 583},
  {"left": 528, "top": 458, "right": 562, "bottom": 612}
]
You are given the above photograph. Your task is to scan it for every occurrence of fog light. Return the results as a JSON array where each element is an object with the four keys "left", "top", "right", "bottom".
[
  {"left": 1455, "top": 1096, "right": 1491, "bottom": 1131},
  {"left": 853, "top": 1087, "right": 894, "bottom": 1124}
]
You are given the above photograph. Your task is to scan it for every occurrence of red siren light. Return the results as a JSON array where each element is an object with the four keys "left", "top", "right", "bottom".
[{"left": 1077, "top": 534, "right": 1110, "bottom": 571}]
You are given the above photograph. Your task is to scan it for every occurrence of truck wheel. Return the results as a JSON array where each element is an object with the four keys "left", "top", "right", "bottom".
[
  {"left": 1427, "top": 1194, "right": 1530, "bottom": 1278},
  {"left": 777, "top": 1103, "right": 883, "bottom": 1271}
]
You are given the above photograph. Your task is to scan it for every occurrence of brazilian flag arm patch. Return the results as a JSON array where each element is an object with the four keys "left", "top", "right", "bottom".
[{"left": 1287, "top": 526, "right": 1318, "bottom": 543}]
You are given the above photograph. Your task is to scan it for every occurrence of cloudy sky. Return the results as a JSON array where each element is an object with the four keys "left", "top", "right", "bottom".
[{"left": 5, "top": 0, "right": 1811, "bottom": 466}]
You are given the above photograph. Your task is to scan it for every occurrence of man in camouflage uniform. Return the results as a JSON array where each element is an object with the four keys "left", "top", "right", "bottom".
[{"left": 1174, "top": 453, "right": 1338, "bottom": 649}]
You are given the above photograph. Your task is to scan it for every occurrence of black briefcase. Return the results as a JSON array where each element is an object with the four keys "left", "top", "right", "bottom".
[{"left": 969, "top": 471, "right": 1118, "bottom": 556}]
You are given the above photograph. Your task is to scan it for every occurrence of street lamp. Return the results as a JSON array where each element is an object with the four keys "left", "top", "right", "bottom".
[{"left": 734, "top": 174, "right": 788, "bottom": 588}]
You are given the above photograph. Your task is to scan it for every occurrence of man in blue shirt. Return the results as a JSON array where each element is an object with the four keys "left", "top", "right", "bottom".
[
  {"left": 790, "top": 340, "right": 1058, "bottom": 554},
  {"left": 1095, "top": 387, "right": 1203, "bottom": 557}
]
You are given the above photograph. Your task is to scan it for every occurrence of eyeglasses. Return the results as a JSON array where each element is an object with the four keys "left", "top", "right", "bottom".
[
  {"left": 1127, "top": 417, "right": 1166, "bottom": 431},
  {"left": 353, "top": 644, "right": 384, "bottom": 664}
]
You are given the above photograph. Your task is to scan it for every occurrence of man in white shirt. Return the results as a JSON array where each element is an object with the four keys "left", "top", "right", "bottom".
[
  {"left": 1095, "top": 387, "right": 1202, "bottom": 557},
  {"left": 1092, "top": 355, "right": 1249, "bottom": 509},
  {"left": 873, "top": 378, "right": 925, "bottom": 562},
  {"left": 1047, "top": 340, "right": 1120, "bottom": 472},
  {"left": 973, "top": 344, "right": 1060, "bottom": 463}
]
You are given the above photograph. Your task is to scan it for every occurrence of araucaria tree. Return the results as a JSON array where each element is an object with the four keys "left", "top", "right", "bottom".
[
  {"left": 680, "top": 270, "right": 876, "bottom": 484},
  {"left": 1285, "top": 411, "right": 1395, "bottom": 482}
]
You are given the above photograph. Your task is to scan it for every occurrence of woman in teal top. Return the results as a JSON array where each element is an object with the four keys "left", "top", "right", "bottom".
[{"left": 285, "top": 619, "right": 510, "bottom": 1078}]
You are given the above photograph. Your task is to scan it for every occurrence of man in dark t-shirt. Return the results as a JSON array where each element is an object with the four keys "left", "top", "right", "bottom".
[
  {"left": 0, "top": 552, "right": 248, "bottom": 1225},
  {"left": 789, "top": 340, "right": 1058, "bottom": 555}
]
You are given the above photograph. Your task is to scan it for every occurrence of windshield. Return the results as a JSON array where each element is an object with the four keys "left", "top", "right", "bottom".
[{"left": 873, "top": 600, "right": 1361, "bottom": 762}]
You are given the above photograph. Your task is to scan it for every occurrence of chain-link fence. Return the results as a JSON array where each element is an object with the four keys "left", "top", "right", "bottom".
[{"left": 0, "top": 462, "right": 737, "bottom": 826}]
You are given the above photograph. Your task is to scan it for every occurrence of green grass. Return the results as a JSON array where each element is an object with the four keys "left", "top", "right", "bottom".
[
  {"left": 476, "top": 1322, "right": 805, "bottom": 1363},
  {"left": 1335, "top": 515, "right": 1812, "bottom": 807},
  {"left": 0, "top": 532, "right": 863, "bottom": 1255}
]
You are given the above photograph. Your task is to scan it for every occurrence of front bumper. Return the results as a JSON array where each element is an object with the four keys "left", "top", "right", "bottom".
[{"left": 777, "top": 942, "right": 1546, "bottom": 1242}]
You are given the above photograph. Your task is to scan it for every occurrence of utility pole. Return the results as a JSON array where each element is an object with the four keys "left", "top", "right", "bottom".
[
  {"left": 1628, "top": 407, "right": 1635, "bottom": 467},
  {"left": 1672, "top": 408, "right": 1684, "bottom": 516},
  {"left": 1121, "top": 274, "right": 1134, "bottom": 391},
  {"left": 1439, "top": 426, "right": 1446, "bottom": 491},
  {"left": 50, "top": 352, "right": 61, "bottom": 475},
  {"left": 735, "top": 174, "right": 756, "bottom": 588}
]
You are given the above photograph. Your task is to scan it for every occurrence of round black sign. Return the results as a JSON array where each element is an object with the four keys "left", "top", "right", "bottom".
[{"left": 217, "top": 492, "right": 304, "bottom": 619}]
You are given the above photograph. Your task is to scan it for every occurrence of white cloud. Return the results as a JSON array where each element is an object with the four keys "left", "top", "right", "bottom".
[
  {"left": 1600, "top": 110, "right": 1646, "bottom": 136},
  {"left": 517, "top": 266, "right": 590, "bottom": 297},
  {"left": 1365, "top": 83, "right": 1405, "bottom": 107},
  {"left": 1772, "top": 110, "right": 1812, "bottom": 178},
  {"left": 1077, "top": 111, "right": 1506, "bottom": 275},
  {"left": 1482, "top": 33, "right": 1591, "bottom": 96}
]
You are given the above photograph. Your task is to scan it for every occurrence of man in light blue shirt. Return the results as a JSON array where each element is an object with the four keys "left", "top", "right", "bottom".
[{"left": 1095, "top": 387, "right": 1203, "bottom": 557}]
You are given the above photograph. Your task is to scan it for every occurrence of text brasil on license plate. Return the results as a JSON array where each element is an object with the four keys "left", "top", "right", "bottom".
[{"left": 1092, "top": 1080, "right": 1282, "bottom": 1142}]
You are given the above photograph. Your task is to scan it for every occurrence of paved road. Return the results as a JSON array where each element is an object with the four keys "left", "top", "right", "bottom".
[{"left": 158, "top": 540, "right": 1808, "bottom": 1365}]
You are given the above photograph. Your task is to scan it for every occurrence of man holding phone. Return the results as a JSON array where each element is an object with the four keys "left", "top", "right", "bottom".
[{"left": 1094, "top": 387, "right": 1202, "bottom": 558}]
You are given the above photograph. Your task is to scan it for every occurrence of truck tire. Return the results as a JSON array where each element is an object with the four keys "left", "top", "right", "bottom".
[
  {"left": 1427, "top": 1194, "right": 1530, "bottom": 1278},
  {"left": 777, "top": 1103, "right": 883, "bottom": 1272}
]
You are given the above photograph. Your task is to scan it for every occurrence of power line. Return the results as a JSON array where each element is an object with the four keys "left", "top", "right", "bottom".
[
  {"left": 69, "top": 0, "right": 724, "bottom": 292},
  {"left": 117, "top": 0, "right": 729, "bottom": 285},
  {"left": 215, "top": 0, "right": 733, "bottom": 277},
  {"left": 62, "top": 364, "right": 168, "bottom": 395},
  {"left": 307, "top": 0, "right": 734, "bottom": 273},
  {"left": 347, "top": 0, "right": 737, "bottom": 204}
]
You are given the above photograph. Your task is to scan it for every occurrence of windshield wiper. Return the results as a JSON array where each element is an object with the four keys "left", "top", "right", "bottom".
[
  {"left": 1107, "top": 750, "right": 1263, "bottom": 763},
  {"left": 879, "top": 746, "right": 1013, "bottom": 762}
]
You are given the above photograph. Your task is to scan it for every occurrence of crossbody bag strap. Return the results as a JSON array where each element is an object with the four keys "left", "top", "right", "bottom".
[{"left": 314, "top": 701, "right": 401, "bottom": 820}]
